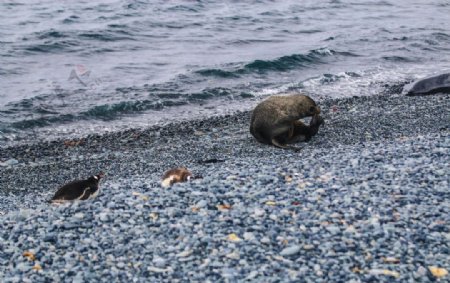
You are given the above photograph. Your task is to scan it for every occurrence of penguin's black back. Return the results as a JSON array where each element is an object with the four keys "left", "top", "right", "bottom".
[{"left": 51, "top": 179, "right": 96, "bottom": 201}]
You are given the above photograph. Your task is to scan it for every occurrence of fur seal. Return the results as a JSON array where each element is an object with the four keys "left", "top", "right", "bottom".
[
  {"left": 250, "top": 94, "right": 324, "bottom": 149},
  {"left": 50, "top": 172, "right": 105, "bottom": 203}
]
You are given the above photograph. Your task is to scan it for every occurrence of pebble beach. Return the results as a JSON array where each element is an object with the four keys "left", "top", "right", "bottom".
[{"left": 0, "top": 93, "right": 449, "bottom": 282}]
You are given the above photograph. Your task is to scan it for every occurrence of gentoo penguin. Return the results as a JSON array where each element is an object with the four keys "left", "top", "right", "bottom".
[
  {"left": 250, "top": 94, "right": 324, "bottom": 150},
  {"left": 50, "top": 172, "right": 105, "bottom": 203},
  {"left": 161, "top": 167, "right": 192, "bottom": 188}
]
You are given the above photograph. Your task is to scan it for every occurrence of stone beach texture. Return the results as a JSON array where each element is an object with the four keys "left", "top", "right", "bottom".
[{"left": 0, "top": 94, "right": 449, "bottom": 282}]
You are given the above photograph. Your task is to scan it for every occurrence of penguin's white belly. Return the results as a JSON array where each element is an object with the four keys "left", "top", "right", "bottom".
[
  {"left": 76, "top": 187, "right": 90, "bottom": 200},
  {"left": 89, "top": 188, "right": 100, "bottom": 199}
]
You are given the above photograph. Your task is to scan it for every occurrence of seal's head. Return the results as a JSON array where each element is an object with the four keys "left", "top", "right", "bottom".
[{"left": 301, "top": 95, "right": 321, "bottom": 116}]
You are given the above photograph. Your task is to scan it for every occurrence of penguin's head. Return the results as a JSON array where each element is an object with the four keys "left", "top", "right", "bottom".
[
  {"left": 89, "top": 172, "right": 105, "bottom": 183},
  {"left": 177, "top": 168, "right": 192, "bottom": 182}
]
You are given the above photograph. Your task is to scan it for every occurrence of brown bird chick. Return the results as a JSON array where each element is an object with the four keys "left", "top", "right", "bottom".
[
  {"left": 50, "top": 172, "right": 105, "bottom": 204},
  {"left": 250, "top": 94, "right": 324, "bottom": 150},
  {"left": 161, "top": 167, "right": 193, "bottom": 188}
]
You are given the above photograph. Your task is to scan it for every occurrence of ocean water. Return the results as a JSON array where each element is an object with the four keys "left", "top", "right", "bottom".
[{"left": 1, "top": 0, "right": 449, "bottom": 146}]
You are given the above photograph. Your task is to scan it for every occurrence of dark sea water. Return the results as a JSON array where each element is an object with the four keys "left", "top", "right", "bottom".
[{"left": 1, "top": 0, "right": 449, "bottom": 146}]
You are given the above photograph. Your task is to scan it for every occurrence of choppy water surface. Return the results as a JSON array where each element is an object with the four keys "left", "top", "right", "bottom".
[{"left": 1, "top": 0, "right": 449, "bottom": 145}]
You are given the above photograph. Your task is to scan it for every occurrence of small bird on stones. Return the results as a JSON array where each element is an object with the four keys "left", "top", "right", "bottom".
[
  {"left": 50, "top": 172, "right": 105, "bottom": 203},
  {"left": 161, "top": 167, "right": 192, "bottom": 188}
]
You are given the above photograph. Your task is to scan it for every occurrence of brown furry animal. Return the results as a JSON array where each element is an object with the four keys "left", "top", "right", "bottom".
[
  {"left": 250, "top": 94, "right": 324, "bottom": 149},
  {"left": 161, "top": 167, "right": 193, "bottom": 188}
]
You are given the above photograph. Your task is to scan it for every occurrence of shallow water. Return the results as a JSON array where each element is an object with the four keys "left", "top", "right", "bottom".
[{"left": 1, "top": 0, "right": 449, "bottom": 145}]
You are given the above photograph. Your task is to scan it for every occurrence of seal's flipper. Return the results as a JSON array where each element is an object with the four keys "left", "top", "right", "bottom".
[{"left": 271, "top": 138, "right": 302, "bottom": 151}]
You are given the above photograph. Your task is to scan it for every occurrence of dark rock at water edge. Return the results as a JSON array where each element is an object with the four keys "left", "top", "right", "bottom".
[{"left": 406, "top": 73, "right": 450, "bottom": 96}]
